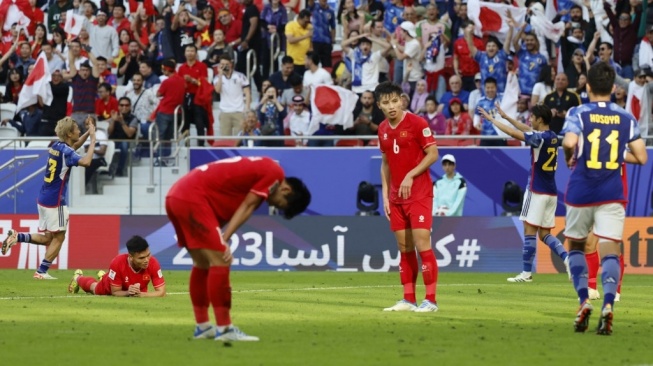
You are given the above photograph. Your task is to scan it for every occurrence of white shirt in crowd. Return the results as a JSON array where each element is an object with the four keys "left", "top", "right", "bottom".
[
  {"left": 214, "top": 71, "right": 250, "bottom": 113},
  {"left": 303, "top": 67, "right": 333, "bottom": 87},
  {"left": 347, "top": 49, "right": 382, "bottom": 95},
  {"left": 403, "top": 38, "right": 424, "bottom": 82},
  {"left": 84, "top": 128, "right": 108, "bottom": 159}
]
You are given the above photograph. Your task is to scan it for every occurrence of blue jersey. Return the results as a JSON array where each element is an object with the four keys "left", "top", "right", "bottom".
[
  {"left": 383, "top": 1, "right": 404, "bottom": 34},
  {"left": 524, "top": 130, "right": 560, "bottom": 195},
  {"left": 517, "top": 45, "right": 547, "bottom": 96},
  {"left": 37, "top": 141, "right": 81, "bottom": 207},
  {"left": 311, "top": 4, "right": 336, "bottom": 44},
  {"left": 475, "top": 94, "right": 502, "bottom": 136},
  {"left": 474, "top": 49, "right": 509, "bottom": 93},
  {"left": 561, "top": 102, "right": 641, "bottom": 205}
]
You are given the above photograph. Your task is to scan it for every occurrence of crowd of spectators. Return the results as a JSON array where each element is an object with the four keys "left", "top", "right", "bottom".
[{"left": 1, "top": 0, "right": 652, "bottom": 155}]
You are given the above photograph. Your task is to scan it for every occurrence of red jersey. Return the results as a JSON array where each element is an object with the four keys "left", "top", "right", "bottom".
[
  {"left": 95, "top": 254, "right": 165, "bottom": 295},
  {"left": 178, "top": 61, "right": 208, "bottom": 96},
  {"left": 454, "top": 36, "right": 485, "bottom": 77},
  {"left": 166, "top": 156, "right": 285, "bottom": 226},
  {"left": 378, "top": 112, "right": 437, "bottom": 204},
  {"left": 157, "top": 73, "right": 186, "bottom": 114},
  {"left": 95, "top": 96, "right": 119, "bottom": 120}
]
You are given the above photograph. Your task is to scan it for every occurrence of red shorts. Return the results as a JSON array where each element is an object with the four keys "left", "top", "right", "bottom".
[
  {"left": 165, "top": 196, "right": 228, "bottom": 251},
  {"left": 389, "top": 199, "right": 433, "bottom": 232}
]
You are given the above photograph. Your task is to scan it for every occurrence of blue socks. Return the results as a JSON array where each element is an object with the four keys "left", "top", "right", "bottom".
[
  {"left": 522, "top": 235, "right": 537, "bottom": 272},
  {"left": 17, "top": 233, "right": 31, "bottom": 243},
  {"left": 569, "top": 250, "right": 589, "bottom": 304},
  {"left": 543, "top": 234, "right": 568, "bottom": 260},
  {"left": 601, "top": 255, "right": 620, "bottom": 308},
  {"left": 37, "top": 259, "right": 52, "bottom": 274}
]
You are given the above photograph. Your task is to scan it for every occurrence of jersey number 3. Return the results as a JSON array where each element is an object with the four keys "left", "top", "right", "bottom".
[
  {"left": 586, "top": 129, "right": 619, "bottom": 170},
  {"left": 44, "top": 158, "right": 57, "bottom": 183}
]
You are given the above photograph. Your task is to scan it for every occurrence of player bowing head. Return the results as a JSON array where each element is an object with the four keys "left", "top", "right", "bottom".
[
  {"left": 586, "top": 61, "right": 616, "bottom": 97},
  {"left": 271, "top": 177, "right": 311, "bottom": 219},
  {"left": 529, "top": 104, "right": 552, "bottom": 130}
]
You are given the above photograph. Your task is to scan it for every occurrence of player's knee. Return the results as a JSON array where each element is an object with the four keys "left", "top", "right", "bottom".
[{"left": 598, "top": 241, "right": 620, "bottom": 257}]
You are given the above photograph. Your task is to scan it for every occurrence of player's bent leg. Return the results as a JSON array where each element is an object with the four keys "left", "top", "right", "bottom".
[
  {"left": 187, "top": 249, "right": 215, "bottom": 339},
  {"left": 34, "top": 231, "right": 67, "bottom": 279},
  {"left": 1, "top": 229, "right": 18, "bottom": 255},
  {"left": 538, "top": 228, "right": 569, "bottom": 279}
]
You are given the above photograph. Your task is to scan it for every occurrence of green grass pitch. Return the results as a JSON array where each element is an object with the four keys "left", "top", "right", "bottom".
[{"left": 1, "top": 270, "right": 652, "bottom": 366}]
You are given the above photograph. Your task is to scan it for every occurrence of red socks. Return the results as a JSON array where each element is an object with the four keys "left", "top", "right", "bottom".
[
  {"left": 208, "top": 266, "right": 232, "bottom": 327},
  {"left": 190, "top": 267, "right": 210, "bottom": 324},
  {"left": 618, "top": 254, "right": 625, "bottom": 294},
  {"left": 419, "top": 250, "right": 438, "bottom": 303},
  {"left": 586, "top": 251, "right": 600, "bottom": 290},
  {"left": 399, "top": 251, "right": 417, "bottom": 303},
  {"left": 77, "top": 276, "right": 96, "bottom": 293}
]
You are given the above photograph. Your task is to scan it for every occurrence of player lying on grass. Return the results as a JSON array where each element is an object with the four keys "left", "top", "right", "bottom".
[
  {"left": 477, "top": 104, "right": 570, "bottom": 283},
  {"left": 68, "top": 236, "right": 166, "bottom": 297}
]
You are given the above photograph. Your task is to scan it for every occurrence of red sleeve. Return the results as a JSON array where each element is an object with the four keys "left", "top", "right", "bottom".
[
  {"left": 158, "top": 78, "right": 169, "bottom": 96},
  {"left": 250, "top": 160, "right": 285, "bottom": 198},
  {"left": 107, "top": 256, "right": 124, "bottom": 289},
  {"left": 413, "top": 114, "right": 436, "bottom": 149},
  {"left": 148, "top": 257, "right": 165, "bottom": 288},
  {"left": 377, "top": 124, "right": 385, "bottom": 153}
]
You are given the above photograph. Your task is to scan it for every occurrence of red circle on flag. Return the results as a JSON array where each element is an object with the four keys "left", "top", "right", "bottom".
[
  {"left": 25, "top": 57, "right": 45, "bottom": 87},
  {"left": 479, "top": 8, "right": 503, "bottom": 33},
  {"left": 314, "top": 86, "right": 341, "bottom": 115}
]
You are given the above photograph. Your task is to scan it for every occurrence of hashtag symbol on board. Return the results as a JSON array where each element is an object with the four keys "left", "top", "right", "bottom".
[{"left": 456, "top": 239, "right": 481, "bottom": 268}]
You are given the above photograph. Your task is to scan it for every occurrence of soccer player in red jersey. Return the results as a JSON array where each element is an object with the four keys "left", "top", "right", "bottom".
[
  {"left": 67, "top": 236, "right": 166, "bottom": 297},
  {"left": 375, "top": 81, "right": 440, "bottom": 312},
  {"left": 165, "top": 156, "right": 311, "bottom": 342},
  {"left": 585, "top": 163, "right": 628, "bottom": 301}
]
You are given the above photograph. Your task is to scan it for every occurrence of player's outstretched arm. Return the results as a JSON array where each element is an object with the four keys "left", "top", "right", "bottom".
[
  {"left": 222, "top": 192, "right": 265, "bottom": 246},
  {"left": 562, "top": 132, "right": 579, "bottom": 168},
  {"left": 477, "top": 107, "right": 525, "bottom": 141},
  {"left": 495, "top": 102, "right": 532, "bottom": 133},
  {"left": 625, "top": 138, "right": 648, "bottom": 165},
  {"left": 137, "top": 284, "right": 167, "bottom": 297},
  {"left": 77, "top": 124, "right": 96, "bottom": 167},
  {"left": 381, "top": 153, "right": 391, "bottom": 220}
]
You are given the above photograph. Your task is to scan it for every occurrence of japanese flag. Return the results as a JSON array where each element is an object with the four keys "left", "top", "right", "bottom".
[
  {"left": 626, "top": 80, "right": 651, "bottom": 138},
  {"left": 467, "top": 0, "right": 527, "bottom": 44},
  {"left": 0, "top": 0, "right": 33, "bottom": 32},
  {"left": 494, "top": 72, "right": 521, "bottom": 138},
  {"left": 16, "top": 52, "right": 53, "bottom": 112},
  {"left": 308, "top": 85, "right": 358, "bottom": 136},
  {"left": 64, "top": 9, "right": 85, "bottom": 37}
]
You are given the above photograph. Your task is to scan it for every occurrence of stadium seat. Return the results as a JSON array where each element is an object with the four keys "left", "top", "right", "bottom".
[
  {"left": 435, "top": 138, "right": 458, "bottom": 146},
  {"left": 285, "top": 139, "right": 299, "bottom": 147},
  {"left": 0, "top": 126, "right": 19, "bottom": 138},
  {"left": 198, "top": 50, "right": 208, "bottom": 62},
  {"left": 501, "top": 181, "right": 523, "bottom": 216},
  {"left": 507, "top": 139, "right": 523, "bottom": 147},
  {"left": 91, "top": 140, "right": 116, "bottom": 194},
  {"left": 368, "top": 139, "right": 379, "bottom": 146},
  {"left": 211, "top": 140, "right": 238, "bottom": 147},
  {"left": 97, "top": 121, "right": 110, "bottom": 134},
  {"left": 116, "top": 85, "right": 127, "bottom": 99},
  {"left": 336, "top": 139, "right": 363, "bottom": 147},
  {"left": 456, "top": 139, "right": 475, "bottom": 146},
  {"left": 0, "top": 103, "right": 17, "bottom": 121}
]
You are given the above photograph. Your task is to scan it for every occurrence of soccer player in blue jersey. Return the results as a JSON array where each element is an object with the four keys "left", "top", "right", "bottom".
[
  {"left": 1, "top": 117, "right": 96, "bottom": 279},
  {"left": 512, "top": 26, "right": 547, "bottom": 97},
  {"left": 561, "top": 62, "right": 648, "bottom": 335},
  {"left": 465, "top": 22, "right": 513, "bottom": 94},
  {"left": 477, "top": 104, "right": 570, "bottom": 283},
  {"left": 473, "top": 78, "right": 505, "bottom": 146}
]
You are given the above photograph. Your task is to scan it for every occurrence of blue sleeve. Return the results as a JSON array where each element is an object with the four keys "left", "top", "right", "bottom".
[
  {"left": 523, "top": 131, "right": 543, "bottom": 148},
  {"left": 329, "top": 10, "right": 336, "bottom": 29},
  {"left": 628, "top": 118, "right": 641, "bottom": 142},
  {"left": 65, "top": 147, "right": 82, "bottom": 167},
  {"left": 473, "top": 51, "right": 483, "bottom": 63},
  {"left": 561, "top": 106, "right": 582, "bottom": 135}
]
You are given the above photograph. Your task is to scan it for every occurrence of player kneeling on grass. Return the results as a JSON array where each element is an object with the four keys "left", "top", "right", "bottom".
[
  {"left": 165, "top": 156, "right": 311, "bottom": 342},
  {"left": 68, "top": 236, "right": 166, "bottom": 297},
  {"left": 477, "top": 104, "right": 570, "bottom": 283}
]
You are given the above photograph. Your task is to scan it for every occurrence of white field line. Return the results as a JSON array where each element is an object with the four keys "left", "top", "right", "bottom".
[{"left": 2, "top": 283, "right": 653, "bottom": 301}]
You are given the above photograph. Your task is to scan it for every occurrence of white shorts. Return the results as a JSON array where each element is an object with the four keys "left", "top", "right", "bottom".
[
  {"left": 519, "top": 190, "right": 557, "bottom": 229},
  {"left": 38, "top": 204, "right": 69, "bottom": 233},
  {"left": 565, "top": 203, "right": 625, "bottom": 242}
]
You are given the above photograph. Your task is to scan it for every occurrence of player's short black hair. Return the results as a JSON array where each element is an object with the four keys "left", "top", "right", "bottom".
[
  {"left": 282, "top": 177, "right": 311, "bottom": 219},
  {"left": 587, "top": 61, "right": 616, "bottom": 96},
  {"left": 126, "top": 236, "right": 149, "bottom": 254},
  {"left": 484, "top": 77, "right": 497, "bottom": 86},
  {"left": 374, "top": 81, "right": 403, "bottom": 103},
  {"left": 530, "top": 104, "right": 552, "bottom": 126}
]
